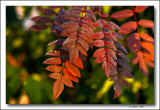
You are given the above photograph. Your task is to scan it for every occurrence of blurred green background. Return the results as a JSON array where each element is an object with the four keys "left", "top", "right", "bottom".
[{"left": 6, "top": 6, "right": 154, "bottom": 104}]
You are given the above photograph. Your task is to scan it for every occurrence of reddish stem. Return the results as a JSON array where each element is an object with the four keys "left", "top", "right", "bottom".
[{"left": 132, "top": 6, "right": 140, "bottom": 34}]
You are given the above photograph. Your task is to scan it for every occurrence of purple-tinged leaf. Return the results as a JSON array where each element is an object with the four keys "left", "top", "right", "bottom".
[
  {"left": 117, "top": 59, "right": 132, "bottom": 72},
  {"left": 114, "top": 41, "right": 128, "bottom": 53},
  {"left": 117, "top": 50, "right": 129, "bottom": 62},
  {"left": 118, "top": 68, "right": 133, "bottom": 78},
  {"left": 119, "top": 77, "right": 130, "bottom": 88}
]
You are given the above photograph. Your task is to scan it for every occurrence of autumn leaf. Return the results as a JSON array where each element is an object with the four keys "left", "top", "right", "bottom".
[
  {"left": 138, "top": 19, "right": 154, "bottom": 28},
  {"left": 111, "top": 9, "right": 133, "bottom": 19}
]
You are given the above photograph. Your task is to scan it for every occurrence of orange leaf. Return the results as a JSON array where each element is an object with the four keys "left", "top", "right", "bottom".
[
  {"left": 53, "top": 79, "right": 64, "bottom": 100},
  {"left": 140, "top": 33, "right": 154, "bottom": 42},
  {"left": 63, "top": 69, "right": 79, "bottom": 83},
  {"left": 118, "top": 21, "right": 137, "bottom": 34},
  {"left": 62, "top": 75, "right": 73, "bottom": 87},
  {"left": 43, "top": 57, "right": 61, "bottom": 65},
  {"left": 144, "top": 58, "right": 154, "bottom": 68},
  {"left": 139, "top": 59, "right": 148, "bottom": 76},
  {"left": 76, "top": 43, "right": 87, "bottom": 56},
  {"left": 69, "top": 45, "right": 79, "bottom": 62},
  {"left": 45, "top": 65, "right": 62, "bottom": 73},
  {"left": 142, "top": 51, "right": 154, "bottom": 61},
  {"left": 135, "top": 6, "right": 149, "bottom": 13},
  {"left": 72, "top": 56, "right": 83, "bottom": 69},
  {"left": 132, "top": 51, "right": 143, "bottom": 64},
  {"left": 45, "top": 49, "right": 61, "bottom": 56},
  {"left": 138, "top": 19, "right": 154, "bottom": 28},
  {"left": 111, "top": 9, "right": 133, "bottom": 19},
  {"left": 141, "top": 41, "right": 154, "bottom": 56},
  {"left": 48, "top": 73, "right": 61, "bottom": 79},
  {"left": 65, "top": 61, "right": 81, "bottom": 78}
]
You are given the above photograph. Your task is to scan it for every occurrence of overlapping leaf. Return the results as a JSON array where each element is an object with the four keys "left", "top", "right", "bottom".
[{"left": 118, "top": 21, "right": 137, "bottom": 34}]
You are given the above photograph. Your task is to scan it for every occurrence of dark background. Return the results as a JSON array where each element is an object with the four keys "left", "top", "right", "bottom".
[{"left": 6, "top": 6, "right": 154, "bottom": 104}]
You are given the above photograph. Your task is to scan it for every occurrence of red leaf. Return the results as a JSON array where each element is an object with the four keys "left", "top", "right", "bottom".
[
  {"left": 132, "top": 51, "right": 143, "bottom": 64},
  {"left": 47, "top": 39, "right": 65, "bottom": 46},
  {"left": 77, "top": 37, "right": 89, "bottom": 51},
  {"left": 43, "top": 57, "right": 61, "bottom": 65},
  {"left": 135, "top": 6, "right": 149, "bottom": 13},
  {"left": 113, "top": 82, "right": 121, "bottom": 99},
  {"left": 95, "top": 57, "right": 105, "bottom": 64},
  {"left": 69, "top": 45, "right": 79, "bottom": 62},
  {"left": 48, "top": 73, "right": 61, "bottom": 79},
  {"left": 63, "top": 69, "right": 79, "bottom": 83},
  {"left": 53, "top": 79, "right": 64, "bottom": 100},
  {"left": 104, "top": 32, "right": 117, "bottom": 41},
  {"left": 62, "top": 13, "right": 80, "bottom": 21},
  {"left": 92, "top": 31, "right": 104, "bottom": 39},
  {"left": 72, "top": 56, "right": 83, "bottom": 69},
  {"left": 82, "top": 18, "right": 95, "bottom": 30},
  {"left": 139, "top": 58, "right": 148, "bottom": 76},
  {"left": 93, "top": 48, "right": 105, "bottom": 57},
  {"left": 85, "top": 10, "right": 96, "bottom": 21},
  {"left": 101, "top": 60, "right": 107, "bottom": 70},
  {"left": 105, "top": 41, "right": 117, "bottom": 51},
  {"left": 139, "top": 33, "right": 154, "bottom": 42},
  {"left": 94, "top": 40, "right": 104, "bottom": 47},
  {"left": 76, "top": 43, "right": 87, "bottom": 56},
  {"left": 65, "top": 61, "right": 81, "bottom": 78},
  {"left": 104, "top": 66, "right": 110, "bottom": 78},
  {"left": 45, "top": 65, "right": 62, "bottom": 73},
  {"left": 29, "top": 25, "right": 48, "bottom": 32},
  {"left": 60, "top": 29, "right": 77, "bottom": 37},
  {"left": 66, "top": 7, "right": 82, "bottom": 14},
  {"left": 31, "top": 16, "right": 51, "bottom": 24},
  {"left": 62, "top": 37, "right": 76, "bottom": 46},
  {"left": 95, "top": 54, "right": 106, "bottom": 64},
  {"left": 138, "top": 19, "right": 154, "bottom": 28},
  {"left": 38, "top": 7, "right": 56, "bottom": 16},
  {"left": 144, "top": 58, "right": 154, "bottom": 68},
  {"left": 118, "top": 68, "right": 133, "bottom": 78},
  {"left": 111, "top": 9, "right": 133, "bottom": 19},
  {"left": 106, "top": 48, "right": 117, "bottom": 60},
  {"left": 98, "top": 11, "right": 109, "bottom": 18},
  {"left": 62, "top": 75, "right": 73, "bottom": 87},
  {"left": 118, "top": 21, "right": 137, "bottom": 34},
  {"left": 94, "top": 19, "right": 107, "bottom": 28},
  {"left": 79, "top": 31, "right": 93, "bottom": 43},
  {"left": 61, "top": 21, "right": 79, "bottom": 29},
  {"left": 119, "top": 78, "right": 130, "bottom": 88},
  {"left": 81, "top": 23, "right": 94, "bottom": 36}
]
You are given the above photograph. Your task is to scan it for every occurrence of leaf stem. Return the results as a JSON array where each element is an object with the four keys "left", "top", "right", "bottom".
[{"left": 132, "top": 6, "right": 140, "bottom": 34}]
